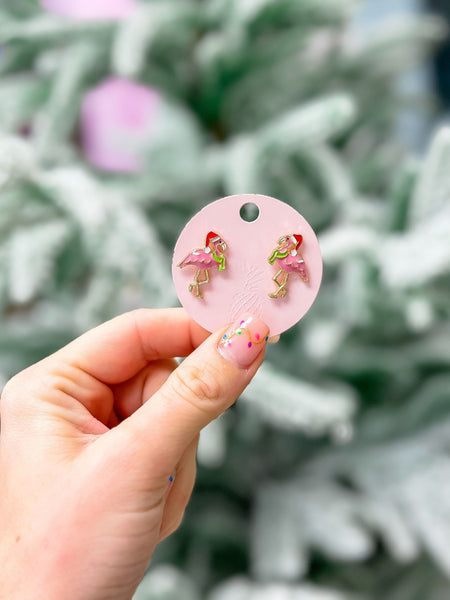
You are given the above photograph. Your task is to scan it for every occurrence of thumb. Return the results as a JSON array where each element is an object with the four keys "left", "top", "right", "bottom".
[{"left": 108, "top": 313, "right": 269, "bottom": 482}]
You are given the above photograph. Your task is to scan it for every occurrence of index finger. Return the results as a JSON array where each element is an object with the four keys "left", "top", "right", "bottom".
[{"left": 56, "top": 308, "right": 210, "bottom": 384}]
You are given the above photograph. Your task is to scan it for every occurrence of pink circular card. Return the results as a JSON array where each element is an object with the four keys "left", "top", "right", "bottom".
[{"left": 172, "top": 194, "right": 322, "bottom": 336}]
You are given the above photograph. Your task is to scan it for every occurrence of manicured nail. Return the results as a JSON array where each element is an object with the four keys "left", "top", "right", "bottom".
[{"left": 217, "top": 313, "right": 270, "bottom": 369}]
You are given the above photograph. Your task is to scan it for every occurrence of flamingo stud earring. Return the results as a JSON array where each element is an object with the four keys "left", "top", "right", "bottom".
[
  {"left": 178, "top": 231, "right": 227, "bottom": 298},
  {"left": 268, "top": 233, "right": 308, "bottom": 298}
]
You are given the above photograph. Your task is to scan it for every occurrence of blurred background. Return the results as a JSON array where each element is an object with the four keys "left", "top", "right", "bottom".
[{"left": 0, "top": 1, "right": 450, "bottom": 599}]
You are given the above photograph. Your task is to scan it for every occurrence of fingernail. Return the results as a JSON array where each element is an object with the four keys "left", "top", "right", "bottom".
[{"left": 217, "top": 314, "right": 270, "bottom": 369}]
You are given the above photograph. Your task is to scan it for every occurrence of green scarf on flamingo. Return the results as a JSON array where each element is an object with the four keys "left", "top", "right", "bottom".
[
  {"left": 212, "top": 251, "right": 226, "bottom": 271},
  {"left": 268, "top": 248, "right": 288, "bottom": 265}
]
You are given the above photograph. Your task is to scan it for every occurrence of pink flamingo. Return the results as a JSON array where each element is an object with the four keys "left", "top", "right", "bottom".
[
  {"left": 178, "top": 231, "right": 227, "bottom": 298},
  {"left": 268, "top": 234, "right": 308, "bottom": 298}
]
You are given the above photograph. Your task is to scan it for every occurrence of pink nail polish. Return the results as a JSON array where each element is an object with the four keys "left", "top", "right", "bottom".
[{"left": 217, "top": 314, "right": 270, "bottom": 369}]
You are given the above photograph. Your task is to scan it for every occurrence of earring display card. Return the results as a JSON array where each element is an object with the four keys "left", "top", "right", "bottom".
[{"left": 172, "top": 194, "right": 323, "bottom": 336}]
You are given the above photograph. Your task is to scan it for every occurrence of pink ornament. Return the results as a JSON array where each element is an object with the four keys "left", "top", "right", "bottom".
[
  {"left": 40, "top": 0, "right": 137, "bottom": 21},
  {"left": 80, "top": 77, "right": 161, "bottom": 173},
  {"left": 173, "top": 194, "right": 323, "bottom": 337}
]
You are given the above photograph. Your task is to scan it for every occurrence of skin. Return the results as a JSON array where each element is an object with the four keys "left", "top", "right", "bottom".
[{"left": 0, "top": 308, "right": 266, "bottom": 600}]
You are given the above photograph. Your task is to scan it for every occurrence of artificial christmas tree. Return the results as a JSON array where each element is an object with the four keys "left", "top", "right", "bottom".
[{"left": 0, "top": 2, "right": 449, "bottom": 599}]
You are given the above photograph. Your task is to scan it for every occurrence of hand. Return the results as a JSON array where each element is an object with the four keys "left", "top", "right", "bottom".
[{"left": 0, "top": 309, "right": 269, "bottom": 600}]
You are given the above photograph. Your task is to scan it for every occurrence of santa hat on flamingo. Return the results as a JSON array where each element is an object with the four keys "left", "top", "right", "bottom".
[
  {"left": 290, "top": 234, "right": 303, "bottom": 249},
  {"left": 205, "top": 231, "right": 221, "bottom": 246}
]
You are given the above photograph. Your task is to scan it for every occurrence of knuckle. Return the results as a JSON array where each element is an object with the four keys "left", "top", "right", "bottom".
[
  {"left": 125, "top": 308, "right": 148, "bottom": 331},
  {"left": 0, "top": 373, "right": 24, "bottom": 415},
  {"left": 172, "top": 364, "right": 223, "bottom": 407},
  {"left": 1, "top": 368, "right": 42, "bottom": 421},
  {"left": 0, "top": 363, "right": 62, "bottom": 419}
]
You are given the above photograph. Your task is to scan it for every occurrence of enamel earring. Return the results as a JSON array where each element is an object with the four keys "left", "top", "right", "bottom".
[
  {"left": 268, "top": 233, "right": 308, "bottom": 298},
  {"left": 178, "top": 231, "right": 227, "bottom": 298}
]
